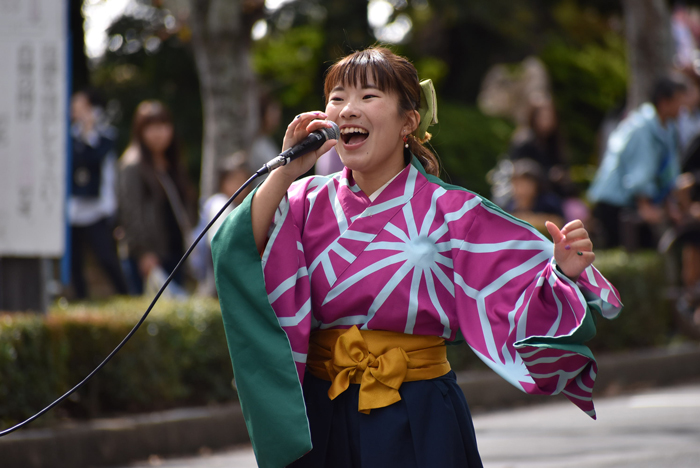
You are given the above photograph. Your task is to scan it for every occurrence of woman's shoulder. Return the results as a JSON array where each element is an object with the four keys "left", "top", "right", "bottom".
[
  {"left": 422, "top": 174, "right": 533, "bottom": 231},
  {"left": 422, "top": 172, "right": 485, "bottom": 204},
  {"left": 119, "top": 146, "right": 144, "bottom": 169}
]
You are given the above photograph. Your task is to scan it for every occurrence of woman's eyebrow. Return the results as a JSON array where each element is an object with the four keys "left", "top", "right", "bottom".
[{"left": 331, "top": 84, "right": 380, "bottom": 93}]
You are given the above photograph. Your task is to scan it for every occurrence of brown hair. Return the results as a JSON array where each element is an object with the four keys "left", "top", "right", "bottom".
[
  {"left": 525, "top": 100, "right": 566, "bottom": 167},
  {"left": 129, "top": 100, "right": 191, "bottom": 200},
  {"left": 323, "top": 46, "right": 440, "bottom": 176}
]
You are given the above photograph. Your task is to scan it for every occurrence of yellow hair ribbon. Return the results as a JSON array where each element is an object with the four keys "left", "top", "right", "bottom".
[{"left": 413, "top": 79, "right": 438, "bottom": 142}]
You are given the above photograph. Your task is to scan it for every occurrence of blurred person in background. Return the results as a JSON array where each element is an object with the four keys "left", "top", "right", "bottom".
[
  {"left": 672, "top": 4, "right": 699, "bottom": 70},
  {"left": 247, "top": 92, "right": 282, "bottom": 175},
  {"left": 509, "top": 99, "right": 566, "bottom": 174},
  {"left": 68, "top": 88, "right": 128, "bottom": 299},
  {"left": 118, "top": 100, "right": 196, "bottom": 295},
  {"left": 315, "top": 146, "right": 345, "bottom": 176},
  {"left": 588, "top": 76, "right": 686, "bottom": 249},
  {"left": 673, "top": 118, "right": 700, "bottom": 325},
  {"left": 505, "top": 158, "right": 565, "bottom": 233},
  {"left": 509, "top": 99, "right": 588, "bottom": 224},
  {"left": 191, "top": 151, "right": 253, "bottom": 297},
  {"left": 677, "top": 68, "right": 700, "bottom": 152}
]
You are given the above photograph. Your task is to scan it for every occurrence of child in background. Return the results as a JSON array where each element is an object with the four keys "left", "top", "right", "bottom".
[
  {"left": 506, "top": 158, "right": 565, "bottom": 233},
  {"left": 192, "top": 152, "right": 253, "bottom": 297}
]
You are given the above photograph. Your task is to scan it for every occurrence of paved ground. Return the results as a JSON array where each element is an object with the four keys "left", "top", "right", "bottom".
[
  {"left": 475, "top": 383, "right": 700, "bottom": 468},
  {"left": 124, "top": 383, "right": 700, "bottom": 468}
]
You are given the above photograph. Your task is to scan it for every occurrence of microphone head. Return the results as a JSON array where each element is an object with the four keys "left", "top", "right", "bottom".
[{"left": 322, "top": 121, "right": 340, "bottom": 141}]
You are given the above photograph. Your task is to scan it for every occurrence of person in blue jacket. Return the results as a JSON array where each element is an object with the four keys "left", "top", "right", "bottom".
[{"left": 588, "top": 76, "right": 686, "bottom": 248}]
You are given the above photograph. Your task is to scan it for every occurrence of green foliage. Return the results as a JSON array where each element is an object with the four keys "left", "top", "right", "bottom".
[
  {"left": 540, "top": 0, "right": 628, "bottom": 167},
  {"left": 590, "top": 249, "right": 673, "bottom": 352},
  {"left": 0, "top": 314, "right": 67, "bottom": 427},
  {"left": 431, "top": 103, "right": 514, "bottom": 197},
  {"left": 0, "top": 298, "right": 234, "bottom": 428},
  {"left": 252, "top": 25, "right": 326, "bottom": 110},
  {"left": 413, "top": 56, "right": 450, "bottom": 89}
]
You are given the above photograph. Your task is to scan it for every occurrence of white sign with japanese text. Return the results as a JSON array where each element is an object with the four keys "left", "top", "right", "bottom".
[{"left": 0, "top": 0, "right": 67, "bottom": 256}]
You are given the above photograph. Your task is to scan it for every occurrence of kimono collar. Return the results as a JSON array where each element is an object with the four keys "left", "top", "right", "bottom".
[
  {"left": 340, "top": 155, "right": 423, "bottom": 194},
  {"left": 368, "top": 171, "right": 402, "bottom": 201},
  {"left": 338, "top": 154, "right": 426, "bottom": 211}
]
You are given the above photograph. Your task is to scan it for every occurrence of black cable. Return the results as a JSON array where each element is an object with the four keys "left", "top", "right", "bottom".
[{"left": 0, "top": 167, "right": 267, "bottom": 437}]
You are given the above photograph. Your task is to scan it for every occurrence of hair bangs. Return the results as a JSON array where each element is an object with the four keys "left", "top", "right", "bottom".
[{"left": 324, "top": 48, "right": 401, "bottom": 101}]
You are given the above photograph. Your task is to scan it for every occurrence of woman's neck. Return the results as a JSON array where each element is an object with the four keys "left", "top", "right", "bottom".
[
  {"left": 151, "top": 151, "right": 168, "bottom": 171},
  {"left": 352, "top": 159, "right": 406, "bottom": 197}
]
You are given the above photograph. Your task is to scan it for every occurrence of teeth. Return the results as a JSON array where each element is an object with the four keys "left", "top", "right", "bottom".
[{"left": 340, "top": 127, "right": 368, "bottom": 134}]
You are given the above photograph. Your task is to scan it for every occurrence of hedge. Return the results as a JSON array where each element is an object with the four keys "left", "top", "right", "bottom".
[
  {"left": 589, "top": 249, "right": 672, "bottom": 351},
  {"left": 0, "top": 249, "right": 677, "bottom": 427},
  {"left": 0, "top": 298, "right": 234, "bottom": 428}
]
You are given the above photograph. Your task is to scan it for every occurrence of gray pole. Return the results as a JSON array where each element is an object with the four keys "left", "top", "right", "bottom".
[{"left": 0, "top": 257, "right": 49, "bottom": 313}]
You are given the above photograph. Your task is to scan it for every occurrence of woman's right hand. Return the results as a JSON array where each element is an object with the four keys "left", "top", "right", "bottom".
[
  {"left": 277, "top": 111, "right": 337, "bottom": 181},
  {"left": 250, "top": 111, "right": 336, "bottom": 255}
]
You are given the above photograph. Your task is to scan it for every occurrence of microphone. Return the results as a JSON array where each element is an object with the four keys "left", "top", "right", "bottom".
[{"left": 260, "top": 121, "right": 339, "bottom": 174}]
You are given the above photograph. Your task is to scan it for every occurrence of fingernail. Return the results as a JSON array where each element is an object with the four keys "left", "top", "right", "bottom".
[
  {"left": 565, "top": 245, "right": 571, "bottom": 250},
  {"left": 577, "top": 251, "right": 583, "bottom": 256},
  {"left": 295, "top": 115, "right": 300, "bottom": 119}
]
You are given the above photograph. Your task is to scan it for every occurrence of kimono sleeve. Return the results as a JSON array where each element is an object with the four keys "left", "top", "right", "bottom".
[
  {"left": 453, "top": 202, "right": 622, "bottom": 419},
  {"left": 211, "top": 183, "right": 314, "bottom": 468}
]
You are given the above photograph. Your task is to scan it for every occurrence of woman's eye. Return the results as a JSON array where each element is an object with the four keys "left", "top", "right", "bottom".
[
  {"left": 363, "top": 94, "right": 377, "bottom": 100},
  {"left": 330, "top": 96, "right": 343, "bottom": 102}
]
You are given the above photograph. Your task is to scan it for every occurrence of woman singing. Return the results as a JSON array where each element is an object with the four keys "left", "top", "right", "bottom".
[{"left": 212, "top": 47, "right": 622, "bottom": 468}]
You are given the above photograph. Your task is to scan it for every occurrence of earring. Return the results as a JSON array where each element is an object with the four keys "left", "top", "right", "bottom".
[{"left": 403, "top": 134, "right": 409, "bottom": 148}]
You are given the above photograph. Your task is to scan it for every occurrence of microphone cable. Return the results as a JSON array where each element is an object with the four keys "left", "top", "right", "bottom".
[{"left": 0, "top": 166, "right": 269, "bottom": 437}]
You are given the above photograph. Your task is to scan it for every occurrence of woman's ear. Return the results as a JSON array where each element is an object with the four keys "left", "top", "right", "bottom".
[{"left": 404, "top": 109, "right": 420, "bottom": 136}]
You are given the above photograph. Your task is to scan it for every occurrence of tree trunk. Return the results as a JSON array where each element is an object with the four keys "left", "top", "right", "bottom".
[
  {"left": 70, "top": 0, "right": 89, "bottom": 90},
  {"left": 186, "top": 0, "right": 263, "bottom": 199},
  {"left": 621, "top": 0, "right": 673, "bottom": 110}
]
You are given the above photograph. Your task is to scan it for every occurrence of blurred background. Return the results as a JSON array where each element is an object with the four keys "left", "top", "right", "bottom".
[{"left": 79, "top": 0, "right": 625, "bottom": 198}]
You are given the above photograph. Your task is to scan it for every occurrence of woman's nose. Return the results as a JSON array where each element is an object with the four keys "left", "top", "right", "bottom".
[{"left": 339, "top": 100, "right": 360, "bottom": 119}]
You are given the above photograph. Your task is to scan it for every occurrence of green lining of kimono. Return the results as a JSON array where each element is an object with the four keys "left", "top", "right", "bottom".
[
  {"left": 211, "top": 189, "right": 311, "bottom": 468},
  {"left": 513, "top": 306, "right": 597, "bottom": 360}
]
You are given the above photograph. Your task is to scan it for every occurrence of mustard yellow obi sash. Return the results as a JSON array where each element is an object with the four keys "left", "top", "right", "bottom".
[{"left": 306, "top": 325, "right": 451, "bottom": 414}]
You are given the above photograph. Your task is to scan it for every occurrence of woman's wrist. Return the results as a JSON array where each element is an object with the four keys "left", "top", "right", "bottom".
[
  {"left": 251, "top": 169, "right": 297, "bottom": 254},
  {"left": 271, "top": 166, "right": 301, "bottom": 187},
  {"left": 555, "top": 262, "right": 580, "bottom": 282}
]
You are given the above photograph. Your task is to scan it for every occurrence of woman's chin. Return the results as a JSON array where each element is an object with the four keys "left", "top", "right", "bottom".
[{"left": 335, "top": 149, "right": 357, "bottom": 168}]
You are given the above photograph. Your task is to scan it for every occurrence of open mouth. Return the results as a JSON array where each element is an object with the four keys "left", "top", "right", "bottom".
[{"left": 340, "top": 126, "right": 369, "bottom": 145}]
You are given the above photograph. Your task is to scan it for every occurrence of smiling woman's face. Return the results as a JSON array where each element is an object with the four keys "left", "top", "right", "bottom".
[{"left": 325, "top": 78, "right": 413, "bottom": 181}]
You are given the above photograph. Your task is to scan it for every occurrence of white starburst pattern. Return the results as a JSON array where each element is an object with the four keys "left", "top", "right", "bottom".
[
  {"left": 321, "top": 187, "right": 480, "bottom": 338},
  {"left": 309, "top": 167, "right": 418, "bottom": 287}
]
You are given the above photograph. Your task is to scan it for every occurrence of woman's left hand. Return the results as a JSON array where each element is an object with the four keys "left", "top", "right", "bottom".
[{"left": 545, "top": 219, "right": 595, "bottom": 281}]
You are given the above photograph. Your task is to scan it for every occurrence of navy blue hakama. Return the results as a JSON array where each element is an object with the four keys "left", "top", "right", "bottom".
[{"left": 288, "top": 371, "right": 483, "bottom": 468}]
